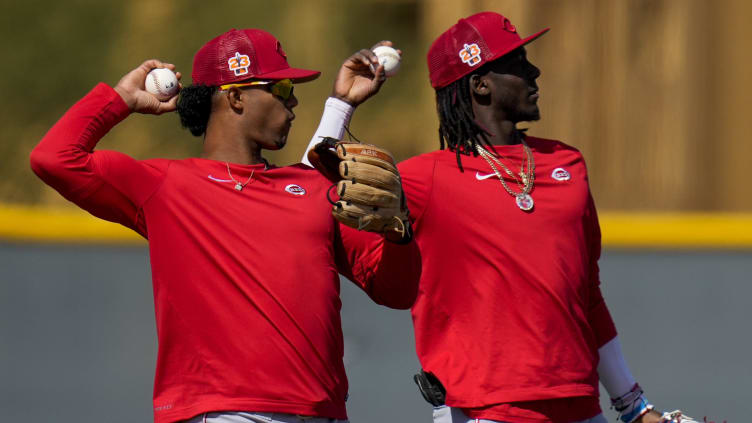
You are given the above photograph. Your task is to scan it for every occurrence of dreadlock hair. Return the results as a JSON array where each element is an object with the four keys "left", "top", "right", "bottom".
[
  {"left": 177, "top": 84, "right": 218, "bottom": 137},
  {"left": 436, "top": 72, "right": 490, "bottom": 171}
]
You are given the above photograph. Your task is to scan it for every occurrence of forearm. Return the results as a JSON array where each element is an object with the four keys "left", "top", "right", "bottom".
[
  {"left": 336, "top": 224, "right": 420, "bottom": 309},
  {"left": 598, "top": 336, "right": 637, "bottom": 398},
  {"left": 368, "top": 238, "right": 421, "bottom": 309},
  {"left": 301, "top": 97, "right": 354, "bottom": 166},
  {"left": 599, "top": 337, "right": 663, "bottom": 423}
]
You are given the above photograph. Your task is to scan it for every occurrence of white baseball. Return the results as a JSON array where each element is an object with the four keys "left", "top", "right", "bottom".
[
  {"left": 372, "top": 45, "right": 401, "bottom": 77},
  {"left": 145, "top": 68, "right": 179, "bottom": 101}
]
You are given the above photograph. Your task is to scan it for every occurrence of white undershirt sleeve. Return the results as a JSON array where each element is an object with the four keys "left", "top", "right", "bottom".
[
  {"left": 300, "top": 97, "right": 354, "bottom": 167},
  {"left": 597, "top": 336, "right": 638, "bottom": 399}
]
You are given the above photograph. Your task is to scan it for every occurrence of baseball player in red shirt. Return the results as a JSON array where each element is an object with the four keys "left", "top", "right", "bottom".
[
  {"left": 30, "top": 29, "right": 419, "bottom": 423},
  {"left": 303, "top": 12, "right": 697, "bottom": 423}
]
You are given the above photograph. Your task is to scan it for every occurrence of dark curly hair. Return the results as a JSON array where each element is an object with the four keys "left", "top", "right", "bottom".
[{"left": 177, "top": 84, "right": 217, "bottom": 137}]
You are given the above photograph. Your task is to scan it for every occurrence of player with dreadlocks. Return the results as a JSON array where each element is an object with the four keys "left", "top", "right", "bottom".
[
  {"left": 435, "top": 58, "right": 534, "bottom": 172},
  {"left": 304, "top": 11, "right": 698, "bottom": 423}
]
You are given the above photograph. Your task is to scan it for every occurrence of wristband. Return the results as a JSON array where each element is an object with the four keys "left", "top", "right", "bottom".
[{"left": 301, "top": 97, "right": 354, "bottom": 166}]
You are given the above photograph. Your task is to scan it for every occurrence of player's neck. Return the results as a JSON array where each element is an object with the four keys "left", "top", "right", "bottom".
[
  {"left": 201, "top": 109, "right": 273, "bottom": 165},
  {"left": 478, "top": 118, "right": 520, "bottom": 146},
  {"left": 202, "top": 130, "right": 265, "bottom": 166},
  {"left": 202, "top": 147, "right": 265, "bottom": 166}
]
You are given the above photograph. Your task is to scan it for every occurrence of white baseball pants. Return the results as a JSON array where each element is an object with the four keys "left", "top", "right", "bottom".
[{"left": 182, "top": 411, "right": 348, "bottom": 423}]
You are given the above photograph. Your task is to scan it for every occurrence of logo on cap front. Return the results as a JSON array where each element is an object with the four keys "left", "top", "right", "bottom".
[
  {"left": 459, "top": 43, "right": 482, "bottom": 67},
  {"left": 276, "top": 41, "right": 287, "bottom": 59},
  {"left": 228, "top": 52, "right": 251, "bottom": 76}
]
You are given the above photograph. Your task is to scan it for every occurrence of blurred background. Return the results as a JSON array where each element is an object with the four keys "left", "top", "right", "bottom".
[{"left": 0, "top": 0, "right": 749, "bottom": 422}]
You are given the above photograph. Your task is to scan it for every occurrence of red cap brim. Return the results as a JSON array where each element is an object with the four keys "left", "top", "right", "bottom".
[
  {"left": 258, "top": 68, "right": 321, "bottom": 83},
  {"left": 519, "top": 27, "right": 550, "bottom": 50},
  {"left": 482, "top": 27, "right": 550, "bottom": 75}
]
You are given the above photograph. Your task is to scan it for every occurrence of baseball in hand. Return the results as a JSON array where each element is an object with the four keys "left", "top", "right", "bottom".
[
  {"left": 145, "top": 68, "right": 179, "bottom": 101},
  {"left": 372, "top": 46, "right": 401, "bottom": 77}
]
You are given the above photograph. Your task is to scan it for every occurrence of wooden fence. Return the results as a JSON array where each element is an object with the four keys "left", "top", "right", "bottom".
[{"left": 3, "top": 0, "right": 750, "bottom": 212}]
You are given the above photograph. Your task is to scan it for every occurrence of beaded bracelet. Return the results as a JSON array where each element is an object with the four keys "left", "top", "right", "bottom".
[{"left": 611, "top": 383, "right": 654, "bottom": 423}]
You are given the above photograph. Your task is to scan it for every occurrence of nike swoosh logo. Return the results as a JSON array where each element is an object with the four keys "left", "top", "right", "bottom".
[
  {"left": 208, "top": 175, "right": 233, "bottom": 183},
  {"left": 475, "top": 172, "right": 496, "bottom": 180}
]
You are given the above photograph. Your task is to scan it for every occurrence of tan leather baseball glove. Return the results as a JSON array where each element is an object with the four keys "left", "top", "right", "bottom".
[{"left": 307, "top": 137, "right": 412, "bottom": 243}]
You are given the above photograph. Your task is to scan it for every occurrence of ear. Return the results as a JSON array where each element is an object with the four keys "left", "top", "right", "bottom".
[
  {"left": 469, "top": 74, "right": 490, "bottom": 96},
  {"left": 225, "top": 87, "right": 244, "bottom": 112}
]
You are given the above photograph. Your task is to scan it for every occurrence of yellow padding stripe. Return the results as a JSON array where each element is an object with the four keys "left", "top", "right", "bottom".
[
  {"left": 1, "top": 204, "right": 751, "bottom": 248},
  {"left": 600, "top": 213, "right": 752, "bottom": 249},
  {"left": 0, "top": 204, "right": 144, "bottom": 245}
]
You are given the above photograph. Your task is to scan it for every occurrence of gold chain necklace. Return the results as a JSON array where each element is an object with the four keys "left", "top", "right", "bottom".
[
  {"left": 226, "top": 162, "right": 255, "bottom": 191},
  {"left": 475, "top": 140, "right": 536, "bottom": 211}
]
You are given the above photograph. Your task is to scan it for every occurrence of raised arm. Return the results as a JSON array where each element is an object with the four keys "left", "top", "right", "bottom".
[
  {"left": 302, "top": 42, "right": 398, "bottom": 165},
  {"left": 30, "top": 60, "right": 181, "bottom": 236},
  {"left": 304, "top": 43, "right": 420, "bottom": 307}
]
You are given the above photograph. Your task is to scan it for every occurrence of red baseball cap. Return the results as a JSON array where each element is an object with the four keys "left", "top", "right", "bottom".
[
  {"left": 191, "top": 28, "right": 321, "bottom": 86},
  {"left": 427, "top": 12, "right": 549, "bottom": 89}
]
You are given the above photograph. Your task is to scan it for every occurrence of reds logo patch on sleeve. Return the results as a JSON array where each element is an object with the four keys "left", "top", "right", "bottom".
[
  {"left": 228, "top": 52, "right": 251, "bottom": 76},
  {"left": 459, "top": 43, "right": 482, "bottom": 67}
]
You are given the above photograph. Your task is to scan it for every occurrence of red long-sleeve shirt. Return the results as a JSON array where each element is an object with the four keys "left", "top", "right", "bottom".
[
  {"left": 399, "top": 139, "right": 617, "bottom": 422},
  {"left": 30, "top": 83, "right": 420, "bottom": 423}
]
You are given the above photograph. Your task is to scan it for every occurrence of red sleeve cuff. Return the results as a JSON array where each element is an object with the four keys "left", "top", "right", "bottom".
[
  {"left": 94, "top": 83, "right": 132, "bottom": 120},
  {"left": 589, "top": 299, "right": 618, "bottom": 348}
]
